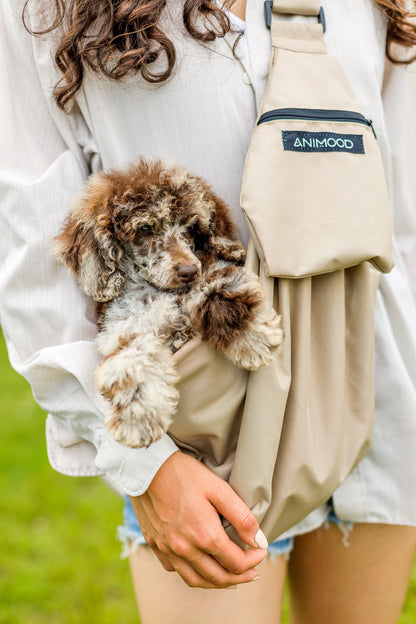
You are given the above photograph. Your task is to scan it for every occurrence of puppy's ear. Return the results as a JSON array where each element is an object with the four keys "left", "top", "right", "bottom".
[
  {"left": 54, "top": 172, "right": 126, "bottom": 302},
  {"left": 202, "top": 192, "right": 246, "bottom": 265}
]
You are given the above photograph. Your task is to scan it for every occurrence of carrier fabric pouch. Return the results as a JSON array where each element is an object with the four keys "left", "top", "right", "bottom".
[
  {"left": 169, "top": 241, "right": 377, "bottom": 544},
  {"left": 240, "top": 3, "right": 394, "bottom": 278},
  {"left": 168, "top": 1, "right": 391, "bottom": 545}
]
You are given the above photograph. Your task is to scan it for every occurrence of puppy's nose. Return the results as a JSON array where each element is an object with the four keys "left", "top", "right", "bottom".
[{"left": 176, "top": 264, "right": 198, "bottom": 282}]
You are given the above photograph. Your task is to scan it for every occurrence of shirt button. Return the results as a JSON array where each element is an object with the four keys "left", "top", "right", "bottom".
[{"left": 242, "top": 71, "right": 252, "bottom": 85}]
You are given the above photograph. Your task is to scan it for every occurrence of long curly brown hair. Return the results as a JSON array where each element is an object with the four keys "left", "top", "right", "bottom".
[{"left": 23, "top": 0, "right": 416, "bottom": 111}]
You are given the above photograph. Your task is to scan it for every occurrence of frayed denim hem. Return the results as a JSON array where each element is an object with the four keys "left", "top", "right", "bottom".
[
  {"left": 323, "top": 518, "right": 354, "bottom": 547},
  {"left": 117, "top": 525, "right": 148, "bottom": 559},
  {"left": 325, "top": 498, "right": 354, "bottom": 546},
  {"left": 267, "top": 537, "right": 294, "bottom": 561}
]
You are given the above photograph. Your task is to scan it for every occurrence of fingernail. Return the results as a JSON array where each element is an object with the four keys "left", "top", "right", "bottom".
[
  {"left": 251, "top": 576, "right": 260, "bottom": 582},
  {"left": 224, "top": 585, "right": 238, "bottom": 590},
  {"left": 254, "top": 528, "right": 269, "bottom": 550}
]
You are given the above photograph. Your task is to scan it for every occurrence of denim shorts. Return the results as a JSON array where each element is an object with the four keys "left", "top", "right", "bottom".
[{"left": 117, "top": 496, "right": 351, "bottom": 559}]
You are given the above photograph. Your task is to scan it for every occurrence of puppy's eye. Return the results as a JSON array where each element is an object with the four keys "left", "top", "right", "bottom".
[
  {"left": 137, "top": 225, "right": 152, "bottom": 236},
  {"left": 188, "top": 222, "right": 207, "bottom": 250},
  {"left": 188, "top": 222, "right": 199, "bottom": 237}
]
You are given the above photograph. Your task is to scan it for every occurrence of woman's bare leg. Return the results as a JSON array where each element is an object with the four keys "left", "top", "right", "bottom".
[
  {"left": 129, "top": 545, "right": 287, "bottom": 624},
  {"left": 288, "top": 523, "right": 416, "bottom": 624}
]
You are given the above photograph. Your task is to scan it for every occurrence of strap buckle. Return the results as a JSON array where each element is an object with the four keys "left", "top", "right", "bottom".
[{"left": 264, "top": 1, "right": 326, "bottom": 32}]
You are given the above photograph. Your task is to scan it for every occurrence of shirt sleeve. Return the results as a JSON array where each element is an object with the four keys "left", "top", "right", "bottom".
[
  {"left": 0, "top": 1, "right": 178, "bottom": 496},
  {"left": 382, "top": 60, "right": 416, "bottom": 305}
]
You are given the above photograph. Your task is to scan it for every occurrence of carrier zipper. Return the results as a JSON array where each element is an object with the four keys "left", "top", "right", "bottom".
[{"left": 257, "top": 108, "right": 377, "bottom": 138}]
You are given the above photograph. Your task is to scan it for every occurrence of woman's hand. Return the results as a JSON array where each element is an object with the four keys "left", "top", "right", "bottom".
[{"left": 129, "top": 451, "right": 268, "bottom": 589}]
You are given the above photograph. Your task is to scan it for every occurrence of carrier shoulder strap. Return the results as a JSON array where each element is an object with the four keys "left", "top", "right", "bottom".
[
  {"left": 265, "top": 0, "right": 326, "bottom": 54},
  {"left": 269, "top": 0, "right": 321, "bottom": 16}
]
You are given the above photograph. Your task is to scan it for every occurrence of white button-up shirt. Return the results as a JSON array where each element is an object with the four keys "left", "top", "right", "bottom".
[{"left": 1, "top": 0, "right": 416, "bottom": 532}]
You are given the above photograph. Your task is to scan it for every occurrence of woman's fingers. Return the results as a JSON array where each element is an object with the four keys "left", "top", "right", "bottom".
[
  {"left": 158, "top": 549, "right": 260, "bottom": 589},
  {"left": 139, "top": 492, "right": 266, "bottom": 583},
  {"left": 195, "top": 509, "right": 267, "bottom": 574},
  {"left": 144, "top": 514, "right": 262, "bottom": 588},
  {"left": 128, "top": 452, "right": 269, "bottom": 588},
  {"left": 149, "top": 544, "right": 176, "bottom": 572},
  {"left": 208, "top": 480, "right": 269, "bottom": 551}
]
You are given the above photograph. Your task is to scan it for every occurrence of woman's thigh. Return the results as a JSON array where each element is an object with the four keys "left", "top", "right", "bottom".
[
  {"left": 288, "top": 522, "right": 416, "bottom": 624},
  {"left": 129, "top": 545, "right": 287, "bottom": 624}
]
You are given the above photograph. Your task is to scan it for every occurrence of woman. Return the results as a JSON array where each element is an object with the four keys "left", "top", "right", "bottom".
[{"left": 1, "top": 0, "right": 416, "bottom": 622}]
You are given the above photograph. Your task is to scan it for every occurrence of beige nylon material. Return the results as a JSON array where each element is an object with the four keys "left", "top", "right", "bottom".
[
  {"left": 167, "top": 5, "right": 391, "bottom": 543},
  {"left": 242, "top": 119, "right": 393, "bottom": 277},
  {"left": 271, "top": 22, "right": 326, "bottom": 53},
  {"left": 241, "top": 21, "right": 393, "bottom": 277},
  {"left": 169, "top": 338, "right": 247, "bottom": 481},
  {"left": 229, "top": 245, "right": 377, "bottom": 541},
  {"left": 170, "top": 242, "right": 377, "bottom": 543},
  {"left": 273, "top": 0, "right": 320, "bottom": 16}
]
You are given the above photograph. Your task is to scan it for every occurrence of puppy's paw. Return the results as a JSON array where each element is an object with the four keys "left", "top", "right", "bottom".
[
  {"left": 95, "top": 347, "right": 180, "bottom": 448},
  {"left": 104, "top": 396, "right": 177, "bottom": 448},
  {"left": 225, "top": 309, "right": 283, "bottom": 370},
  {"left": 101, "top": 378, "right": 180, "bottom": 448}
]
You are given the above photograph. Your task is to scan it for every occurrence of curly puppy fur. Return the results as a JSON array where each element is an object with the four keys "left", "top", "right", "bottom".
[{"left": 55, "top": 159, "right": 282, "bottom": 448}]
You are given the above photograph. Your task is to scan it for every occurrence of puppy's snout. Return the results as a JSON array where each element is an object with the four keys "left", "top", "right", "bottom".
[{"left": 176, "top": 264, "right": 198, "bottom": 282}]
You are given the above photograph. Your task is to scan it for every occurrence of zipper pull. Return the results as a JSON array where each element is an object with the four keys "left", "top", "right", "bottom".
[
  {"left": 264, "top": 0, "right": 273, "bottom": 29},
  {"left": 368, "top": 119, "right": 377, "bottom": 140}
]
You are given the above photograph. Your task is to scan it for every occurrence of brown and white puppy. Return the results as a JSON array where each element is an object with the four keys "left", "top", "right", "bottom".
[{"left": 55, "top": 159, "right": 282, "bottom": 448}]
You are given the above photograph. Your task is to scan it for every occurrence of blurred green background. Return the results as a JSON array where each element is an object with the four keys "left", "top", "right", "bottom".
[
  {"left": 1, "top": 329, "right": 415, "bottom": 623},
  {"left": 0, "top": 330, "right": 137, "bottom": 624}
]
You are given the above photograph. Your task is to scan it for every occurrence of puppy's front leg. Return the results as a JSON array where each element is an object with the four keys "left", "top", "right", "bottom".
[
  {"left": 95, "top": 331, "right": 179, "bottom": 448},
  {"left": 187, "top": 266, "right": 283, "bottom": 370}
]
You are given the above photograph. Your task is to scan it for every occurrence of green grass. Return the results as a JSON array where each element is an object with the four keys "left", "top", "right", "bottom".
[
  {"left": 1, "top": 330, "right": 416, "bottom": 623},
  {"left": 0, "top": 332, "right": 138, "bottom": 624}
]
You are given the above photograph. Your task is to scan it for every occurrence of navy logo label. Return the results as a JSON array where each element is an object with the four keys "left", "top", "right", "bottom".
[{"left": 282, "top": 131, "right": 364, "bottom": 154}]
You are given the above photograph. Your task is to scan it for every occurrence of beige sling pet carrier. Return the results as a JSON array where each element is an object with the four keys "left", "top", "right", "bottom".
[{"left": 169, "top": 0, "right": 394, "bottom": 544}]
